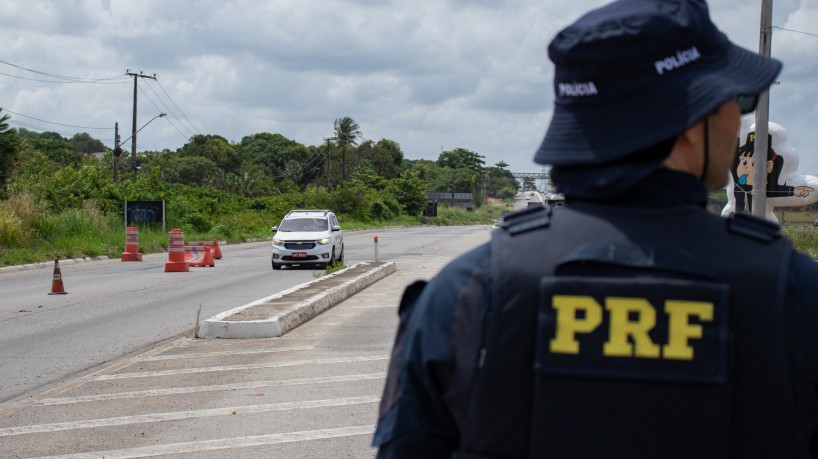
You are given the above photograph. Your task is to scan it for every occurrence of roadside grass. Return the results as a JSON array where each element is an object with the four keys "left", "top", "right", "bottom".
[
  {"left": 784, "top": 226, "right": 818, "bottom": 258},
  {"left": 0, "top": 201, "right": 508, "bottom": 268},
  {"left": 9, "top": 198, "right": 817, "bottom": 268},
  {"left": 313, "top": 262, "right": 348, "bottom": 279}
]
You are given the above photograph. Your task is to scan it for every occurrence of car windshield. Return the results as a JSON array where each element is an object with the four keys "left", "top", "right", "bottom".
[{"left": 278, "top": 218, "right": 328, "bottom": 232}]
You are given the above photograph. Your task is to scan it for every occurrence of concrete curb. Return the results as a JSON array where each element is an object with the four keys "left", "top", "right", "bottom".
[
  {"left": 0, "top": 256, "right": 112, "bottom": 274},
  {"left": 197, "top": 261, "right": 397, "bottom": 339},
  {"left": 0, "top": 240, "right": 231, "bottom": 274}
]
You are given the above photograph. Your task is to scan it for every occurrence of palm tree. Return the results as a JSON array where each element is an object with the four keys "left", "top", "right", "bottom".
[
  {"left": 333, "top": 117, "right": 361, "bottom": 183},
  {"left": 0, "top": 108, "right": 20, "bottom": 185}
]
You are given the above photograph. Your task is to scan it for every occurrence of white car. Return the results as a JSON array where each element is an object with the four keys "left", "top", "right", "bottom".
[{"left": 270, "top": 210, "right": 344, "bottom": 270}]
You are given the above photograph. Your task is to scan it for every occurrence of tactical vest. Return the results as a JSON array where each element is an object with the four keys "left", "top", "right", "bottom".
[{"left": 456, "top": 204, "right": 815, "bottom": 459}]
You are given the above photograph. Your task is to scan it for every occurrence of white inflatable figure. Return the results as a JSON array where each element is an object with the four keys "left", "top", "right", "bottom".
[{"left": 722, "top": 116, "right": 818, "bottom": 223}]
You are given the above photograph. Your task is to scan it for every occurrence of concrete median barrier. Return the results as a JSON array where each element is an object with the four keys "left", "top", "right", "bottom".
[{"left": 197, "top": 261, "right": 397, "bottom": 339}]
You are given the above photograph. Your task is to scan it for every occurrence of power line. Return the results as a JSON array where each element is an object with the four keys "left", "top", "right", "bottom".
[
  {"left": 0, "top": 59, "right": 130, "bottom": 83},
  {"left": 137, "top": 85, "right": 190, "bottom": 143},
  {"left": 0, "top": 71, "right": 128, "bottom": 85},
  {"left": 8, "top": 119, "right": 85, "bottom": 138},
  {"left": 773, "top": 25, "right": 818, "bottom": 38},
  {"left": 154, "top": 79, "right": 202, "bottom": 135},
  {"left": 3, "top": 108, "right": 113, "bottom": 130},
  {"left": 260, "top": 145, "right": 330, "bottom": 181},
  {"left": 142, "top": 80, "right": 197, "bottom": 138}
]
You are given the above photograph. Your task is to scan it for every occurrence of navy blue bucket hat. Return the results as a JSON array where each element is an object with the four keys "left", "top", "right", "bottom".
[{"left": 534, "top": 0, "right": 782, "bottom": 166}]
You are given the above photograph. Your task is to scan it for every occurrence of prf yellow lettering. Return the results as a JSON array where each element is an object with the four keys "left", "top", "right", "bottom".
[
  {"left": 549, "top": 295, "right": 714, "bottom": 360},
  {"left": 603, "top": 297, "right": 660, "bottom": 358},
  {"left": 550, "top": 295, "right": 603, "bottom": 354},
  {"left": 663, "top": 300, "right": 714, "bottom": 360}
]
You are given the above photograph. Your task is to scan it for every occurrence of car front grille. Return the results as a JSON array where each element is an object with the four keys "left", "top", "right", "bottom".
[
  {"left": 284, "top": 241, "right": 317, "bottom": 250},
  {"left": 281, "top": 255, "right": 320, "bottom": 261}
]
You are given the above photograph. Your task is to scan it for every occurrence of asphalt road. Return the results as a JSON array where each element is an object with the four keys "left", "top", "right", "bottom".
[
  {"left": 514, "top": 190, "right": 543, "bottom": 210},
  {"left": 0, "top": 224, "right": 492, "bottom": 458},
  {"left": 0, "top": 226, "right": 490, "bottom": 405}
]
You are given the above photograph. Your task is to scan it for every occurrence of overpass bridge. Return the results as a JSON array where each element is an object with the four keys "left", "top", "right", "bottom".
[{"left": 511, "top": 171, "right": 551, "bottom": 192}]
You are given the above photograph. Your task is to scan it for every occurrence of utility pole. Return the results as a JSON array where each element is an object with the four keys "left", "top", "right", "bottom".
[
  {"left": 113, "top": 122, "right": 121, "bottom": 183},
  {"left": 325, "top": 138, "right": 332, "bottom": 189},
  {"left": 752, "top": 0, "right": 773, "bottom": 218},
  {"left": 126, "top": 70, "right": 157, "bottom": 180}
]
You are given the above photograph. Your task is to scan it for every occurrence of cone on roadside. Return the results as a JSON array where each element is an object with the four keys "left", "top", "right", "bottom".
[
  {"left": 48, "top": 259, "right": 68, "bottom": 295},
  {"left": 211, "top": 239, "right": 223, "bottom": 259},
  {"left": 121, "top": 227, "right": 143, "bottom": 261},
  {"left": 164, "top": 229, "right": 190, "bottom": 272}
]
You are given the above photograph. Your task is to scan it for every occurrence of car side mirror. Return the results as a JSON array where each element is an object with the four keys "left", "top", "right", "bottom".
[
  {"left": 331, "top": 225, "right": 341, "bottom": 232},
  {"left": 271, "top": 226, "right": 278, "bottom": 232}
]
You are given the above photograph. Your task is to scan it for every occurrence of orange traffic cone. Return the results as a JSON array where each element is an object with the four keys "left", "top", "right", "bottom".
[
  {"left": 48, "top": 259, "right": 68, "bottom": 295},
  {"left": 164, "top": 229, "right": 190, "bottom": 272},
  {"left": 121, "top": 227, "right": 143, "bottom": 261},
  {"left": 211, "top": 239, "right": 223, "bottom": 259},
  {"left": 201, "top": 245, "right": 215, "bottom": 267}
]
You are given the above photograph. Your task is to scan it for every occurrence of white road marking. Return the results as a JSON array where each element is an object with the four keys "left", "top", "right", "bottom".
[
  {"left": 143, "top": 345, "right": 314, "bottom": 361},
  {"left": 96, "top": 355, "right": 388, "bottom": 380},
  {"left": 1, "top": 396, "right": 379, "bottom": 437},
  {"left": 38, "top": 373, "right": 385, "bottom": 405},
  {"left": 33, "top": 425, "right": 376, "bottom": 459},
  {"left": 0, "top": 338, "right": 185, "bottom": 418}
]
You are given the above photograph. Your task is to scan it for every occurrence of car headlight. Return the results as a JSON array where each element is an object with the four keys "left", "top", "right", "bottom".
[
  {"left": 316, "top": 238, "right": 331, "bottom": 245},
  {"left": 273, "top": 238, "right": 284, "bottom": 246}
]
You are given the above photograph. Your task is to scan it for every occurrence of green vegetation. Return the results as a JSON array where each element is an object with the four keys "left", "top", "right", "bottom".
[
  {"left": 0, "top": 109, "right": 518, "bottom": 267},
  {"left": 784, "top": 226, "right": 818, "bottom": 258}
]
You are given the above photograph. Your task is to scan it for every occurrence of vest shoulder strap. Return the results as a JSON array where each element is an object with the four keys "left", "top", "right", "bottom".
[
  {"left": 498, "top": 205, "right": 551, "bottom": 235},
  {"left": 726, "top": 212, "right": 782, "bottom": 242}
]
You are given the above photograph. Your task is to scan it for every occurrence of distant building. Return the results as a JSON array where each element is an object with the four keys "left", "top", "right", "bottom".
[{"left": 426, "top": 192, "right": 474, "bottom": 211}]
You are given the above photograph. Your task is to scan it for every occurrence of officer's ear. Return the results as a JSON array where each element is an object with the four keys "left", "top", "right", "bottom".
[
  {"left": 660, "top": 124, "right": 699, "bottom": 174},
  {"left": 678, "top": 121, "right": 703, "bottom": 151}
]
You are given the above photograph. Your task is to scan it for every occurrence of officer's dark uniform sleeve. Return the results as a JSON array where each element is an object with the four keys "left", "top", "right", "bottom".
[{"left": 373, "top": 244, "right": 490, "bottom": 459}]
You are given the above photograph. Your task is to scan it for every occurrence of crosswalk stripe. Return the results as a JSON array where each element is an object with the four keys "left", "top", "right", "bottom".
[
  {"left": 1, "top": 396, "right": 379, "bottom": 437},
  {"left": 142, "top": 345, "right": 314, "bottom": 361},
  {"left": 38, "top": 373, "right": 385, "bottom": 405},
  {"left": 95, "top": 355, "right": 388, "bottom": 380},
  {"left": 33, "top": 425, "right": 376, "bottom": 459}
]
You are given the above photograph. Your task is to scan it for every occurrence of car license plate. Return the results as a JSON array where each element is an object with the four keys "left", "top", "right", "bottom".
[{"left": 292, "top": 252, "right": 307, "bottom": 258}]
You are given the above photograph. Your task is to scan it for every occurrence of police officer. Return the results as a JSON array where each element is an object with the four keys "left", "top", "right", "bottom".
[{"left": 374, "top": 0, "right": 818, "bottom": 457}]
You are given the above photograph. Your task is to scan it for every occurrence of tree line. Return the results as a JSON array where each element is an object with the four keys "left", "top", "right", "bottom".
[{"left": 0, "top": 108, "right": 520, "bottom": 252}]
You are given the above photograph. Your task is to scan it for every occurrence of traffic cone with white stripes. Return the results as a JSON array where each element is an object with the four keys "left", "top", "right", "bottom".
[
  {"left": 48, "top": 259, "right": 68, "bottom": 295},
  {"left": 121, "top": 227, "right": 143, "bottom": 261},
  {"left": 165, "top": 229, "right": 190, "bottom": 272}
]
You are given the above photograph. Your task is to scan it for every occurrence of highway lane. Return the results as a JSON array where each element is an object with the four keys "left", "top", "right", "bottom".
[
  {"left": 513, "top": 190, "right": 543, "bottom": 210},
  {"left": 0, "top": 225, "right": 490, "bottom": 404},
  {"left": 0, "top": 225, "right": 493, "bottom": 457}
]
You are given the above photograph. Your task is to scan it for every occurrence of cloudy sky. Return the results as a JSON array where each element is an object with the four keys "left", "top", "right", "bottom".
[{"left": 1, "top": 0, "right": 816, "bottom": 175}]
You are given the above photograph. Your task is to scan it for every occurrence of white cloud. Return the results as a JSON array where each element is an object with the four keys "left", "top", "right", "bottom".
[{"left": 1, "top": 0, "right": 816, "bottom": 176}]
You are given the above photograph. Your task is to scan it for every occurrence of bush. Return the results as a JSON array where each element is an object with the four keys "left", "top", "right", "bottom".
[
  {"left": 209, "top": 224, "right": 235, "bottom": 240},
  {"left": 181, "top": 210, "right": 212, "bottom": 233},
  {"left": 0, "top": 204, "right": 28, "bottom": 248},
  {"left": 328, "top": 184, "right": 369, "bottom": 219},
  {"left": 496, "top": 186, "right": 517, "bottom": 200},
  {"left": 385, "top": 171, "right": 427, "bottom": 216},
  {"left": 0, "top": 191, "right": 44, "bottom": 248},
  {"left": 367, "top": 199, "right": 397, "bottom": 221}
]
